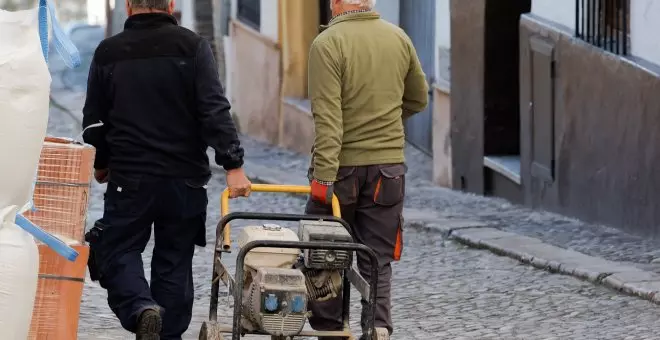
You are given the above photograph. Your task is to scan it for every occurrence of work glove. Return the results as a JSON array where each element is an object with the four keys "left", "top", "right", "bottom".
[{"left": 311, "top": 179, "right": 334, "bottom": 205}]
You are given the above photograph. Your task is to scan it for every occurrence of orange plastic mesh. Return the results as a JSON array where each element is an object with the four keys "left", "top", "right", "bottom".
[
  {"left": 28, "top": 244, "right": 90, "bottom": 340},
  {"left": 22, "top": 137, "right": 95, "bottom": 243}
]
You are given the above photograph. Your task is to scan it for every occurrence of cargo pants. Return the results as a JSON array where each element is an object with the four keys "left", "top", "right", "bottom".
[
  {"left": 306, "top": 163, "right": 406, "bottom": 336},
  {"left": 90, "top": 171, "right": 208, "bottom": 340}
]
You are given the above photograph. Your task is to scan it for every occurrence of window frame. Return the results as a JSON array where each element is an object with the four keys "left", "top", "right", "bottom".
[{"left": 237, "top": 0, "right": 261, "bottom": 31}]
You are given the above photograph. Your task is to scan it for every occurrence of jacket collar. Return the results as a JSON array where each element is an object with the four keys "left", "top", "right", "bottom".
[
  {"left": 320, "top": 11, "right": 380, "bottom": 32},
  {"left": 124, "top": 13, "right": 178, "bottom": 30}
]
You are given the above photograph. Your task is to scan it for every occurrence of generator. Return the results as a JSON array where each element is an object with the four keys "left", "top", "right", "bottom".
[
  {"left": 237, "top": 224, "right": 307, "bottom": 337},
  {"left": 296, "top": 220, "right": 353, "bottom": 302},
  {"left": 199, "top": 184, "right": 380, "bottom": 340}
]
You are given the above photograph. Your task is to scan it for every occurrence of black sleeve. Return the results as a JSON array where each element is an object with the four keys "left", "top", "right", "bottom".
[
  {"left": 194, "top": 39, "right": 244, "bottom": 171},
  {"left": 82, "top": 53, "right": 110, "bottom": 170}
]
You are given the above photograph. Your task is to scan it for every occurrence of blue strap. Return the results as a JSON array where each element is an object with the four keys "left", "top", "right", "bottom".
[
  {"left": 15, "top": 215, "right": 79, "bottom": 262},
  {"left": 38, "top": 0, "right": 82, "bottom": 68}
]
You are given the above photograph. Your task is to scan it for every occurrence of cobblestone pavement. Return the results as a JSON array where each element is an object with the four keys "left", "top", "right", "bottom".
[
  {"left": 77, "top": 178, "right": 660, "bottom": 340},
  {"left": 46, "top": 48, "right": 660, "bottom": 339}
]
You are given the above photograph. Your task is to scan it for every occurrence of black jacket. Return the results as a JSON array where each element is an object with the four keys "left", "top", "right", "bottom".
[{"left": 82, "top": 13, "right": 243, "bottom": 178}]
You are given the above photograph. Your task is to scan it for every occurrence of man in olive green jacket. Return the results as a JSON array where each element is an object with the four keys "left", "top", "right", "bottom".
[{"left": 306, "top": 0, "right": 429, "bottom": 339}]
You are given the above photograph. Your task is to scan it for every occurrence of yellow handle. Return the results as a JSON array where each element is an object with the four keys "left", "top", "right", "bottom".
[{"left": 220, "top": 184, "right": 341, "bottom": 251}]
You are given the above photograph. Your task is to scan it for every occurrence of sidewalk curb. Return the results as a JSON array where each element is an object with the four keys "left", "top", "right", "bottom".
[
  {"left": 448, "top": 227, "right": 660, "bottom": 305},
  {"left": 243, "top": 164, "right": 660, "bottom": 307}
]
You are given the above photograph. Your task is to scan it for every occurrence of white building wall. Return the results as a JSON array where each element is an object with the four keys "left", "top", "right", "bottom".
[
  {"left": 630, "top": 0, "right": 660, "bottom": 66},
  {"left": 180, "top": 0, "right": 195, "bottom": 30},
  {"left": 260, "top": 0, "right": 278, "bottom": 41},
  {"left": 531, "top": 0, "right": 660, "bottom": 66},
  {"left": 530, "top": 0, "right": 575, "bottom": 31}
]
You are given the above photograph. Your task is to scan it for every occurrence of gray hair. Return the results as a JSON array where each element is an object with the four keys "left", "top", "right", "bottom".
[
  {"left": 128, "top": 0, "right": 171, "bottom": 10},
  {"left": 341, "top": 0, "right": 377, "bottom": 9}
]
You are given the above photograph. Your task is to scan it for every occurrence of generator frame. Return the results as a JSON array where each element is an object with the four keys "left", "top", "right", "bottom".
[{"left": 199, "top": 184, "right": 379, "bottom": 340}]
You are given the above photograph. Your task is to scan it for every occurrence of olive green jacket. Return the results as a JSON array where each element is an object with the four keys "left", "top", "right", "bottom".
[{"left": 308, "top": 11, "right": 429, "bottom": 182}]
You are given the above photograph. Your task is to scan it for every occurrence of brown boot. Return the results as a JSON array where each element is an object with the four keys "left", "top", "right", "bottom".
[{"left": 135, "top": 308, "right": 162, "bottom": 340}]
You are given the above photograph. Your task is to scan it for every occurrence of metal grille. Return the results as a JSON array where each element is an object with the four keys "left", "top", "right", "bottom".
[
  {"left": 237, "top": 0, "right": 260, "bottom": 30},
  {"left": 575, "top": 0, "right": 629, "bottom": 55}
]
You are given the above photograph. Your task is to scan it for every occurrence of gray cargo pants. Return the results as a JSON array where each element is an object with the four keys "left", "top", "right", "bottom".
[{"left": 306, "top": 163, "right": 406, "bottom": 336}]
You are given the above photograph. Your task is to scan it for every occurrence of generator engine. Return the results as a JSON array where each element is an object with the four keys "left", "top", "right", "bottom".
[
  {"left": 237, "top": 224, "right": 307, "bottom": 336},
  {"left": 297, "top": 220, "right": 353, "bottom": 302}
]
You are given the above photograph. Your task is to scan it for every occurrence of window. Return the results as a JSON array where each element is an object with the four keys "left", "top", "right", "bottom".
[
  {"left": 575, "top": 0, "right": 630, "bottom": 55},
  {"left": 237, "top": 0, "right": 260, "bottom": 30}
]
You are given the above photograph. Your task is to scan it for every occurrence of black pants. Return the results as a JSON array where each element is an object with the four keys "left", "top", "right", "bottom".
[{"left": 92, "top": 171, "right": 208, "bottom": 340}]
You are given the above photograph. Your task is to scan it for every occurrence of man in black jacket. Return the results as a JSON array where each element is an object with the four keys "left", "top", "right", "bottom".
[{"left": 81, "top": 1, "right": 250, "bottom": 339}]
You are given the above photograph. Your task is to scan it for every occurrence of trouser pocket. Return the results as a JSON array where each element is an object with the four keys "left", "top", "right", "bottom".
[{"left": 373, "top": 164, "right": 406, "bottom": 207}]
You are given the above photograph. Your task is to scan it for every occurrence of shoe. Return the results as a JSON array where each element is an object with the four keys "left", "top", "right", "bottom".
[
  {"left": 135, "top": 308, "right": 162, "bottom": 340},
  {"left": 359, "top": 327, "right": 390, "bottom": 340}
]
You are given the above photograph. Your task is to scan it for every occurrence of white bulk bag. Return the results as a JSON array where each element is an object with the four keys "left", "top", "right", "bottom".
[
  {"left": 0, "top": 3, "right": 51, "bottom": 219},
  {"left": 0, "top": 0, "right": 80, "bottom": 337}
]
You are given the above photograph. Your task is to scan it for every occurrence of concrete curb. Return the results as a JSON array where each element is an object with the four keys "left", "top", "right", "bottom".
[
  {"left": 243, "top": 165, "right": 660, "bottom": 307},
  {"left": 447, "top": 226, "right": 660, "bottom": 305}
]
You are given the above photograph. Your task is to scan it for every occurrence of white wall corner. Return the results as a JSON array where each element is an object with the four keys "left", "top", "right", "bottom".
[{"left": 259, "top": 0, "right": 278, "bottom": 41}]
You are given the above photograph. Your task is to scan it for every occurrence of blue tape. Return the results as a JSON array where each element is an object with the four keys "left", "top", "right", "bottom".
[{"left": 15, "top": 214, "right": 79, "bottom": 262}]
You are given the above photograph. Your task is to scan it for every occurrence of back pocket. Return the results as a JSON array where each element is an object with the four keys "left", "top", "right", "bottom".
[{"left": 374, "top": 164, "right": 406, "bottom": 206}]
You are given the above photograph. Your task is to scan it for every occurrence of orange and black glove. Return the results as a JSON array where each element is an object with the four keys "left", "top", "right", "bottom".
[{"left": 311, "top": 179, "right": 334, "bottom": 205}]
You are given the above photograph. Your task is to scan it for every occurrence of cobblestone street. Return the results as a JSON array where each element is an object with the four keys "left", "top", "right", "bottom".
[
  {"left": 45, "top": 46, "right": 660, "bottom": 339},
  {"left": 72, "top": 174, "right": 660, "bottom": 340}
]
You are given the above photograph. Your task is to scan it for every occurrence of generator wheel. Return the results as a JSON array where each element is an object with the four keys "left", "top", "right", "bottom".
[{"left": 199, "top": 321, "right": 225, "bottom": 340}]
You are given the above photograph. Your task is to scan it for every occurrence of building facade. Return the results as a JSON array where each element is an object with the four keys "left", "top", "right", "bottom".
[
  {"left": 450, "top": 0, "right": 660, "bottom": 237},
  {"left": 224, "top": 0, "right": 439, "bottom": 155}
]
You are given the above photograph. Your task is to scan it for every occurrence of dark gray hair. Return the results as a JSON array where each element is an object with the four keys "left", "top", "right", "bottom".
[{"left": 128, "top": 0, "right": 171, "bottom": 10}]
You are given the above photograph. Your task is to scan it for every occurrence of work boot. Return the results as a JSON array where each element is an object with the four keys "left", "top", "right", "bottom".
[
  {"left": 359, "top": 327, "right": 390, "bottom": 340},
  {"left": 136, "top": 308, "right": 162, "bottom": 340}
]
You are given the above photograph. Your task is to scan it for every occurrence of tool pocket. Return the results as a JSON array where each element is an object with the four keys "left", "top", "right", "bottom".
[
  {"left": 333, "top": 166, "right": 358, "bottom": 205},
  {"left": 374, "top": 164, "right": 406, "bottom": 207}
]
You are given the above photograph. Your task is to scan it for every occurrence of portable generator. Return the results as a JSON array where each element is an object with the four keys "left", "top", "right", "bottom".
[{"left": 199, "top": 184, "right": 380, "bottom": 340}]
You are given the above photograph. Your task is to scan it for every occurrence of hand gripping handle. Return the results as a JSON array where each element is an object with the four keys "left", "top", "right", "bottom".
[{"left": 219, "top": 184, "right": 341, "bottom": 251}]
